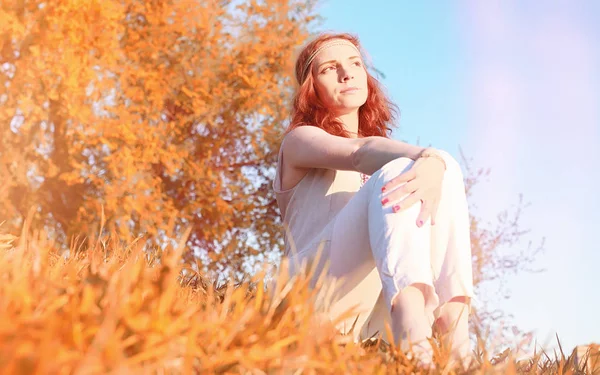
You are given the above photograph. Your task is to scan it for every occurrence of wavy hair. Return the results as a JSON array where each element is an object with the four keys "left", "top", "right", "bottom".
[{"left": 287, "top": 33, "right": 399, "bottom": 138}]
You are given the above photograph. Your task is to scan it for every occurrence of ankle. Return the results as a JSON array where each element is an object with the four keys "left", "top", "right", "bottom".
[{"left": 390, "top": 286, "right": 432, "bottom": 348}]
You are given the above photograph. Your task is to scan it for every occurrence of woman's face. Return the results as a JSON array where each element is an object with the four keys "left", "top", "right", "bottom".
[{"left": 311, "top": 41, "right": 368, "bottom": 115}]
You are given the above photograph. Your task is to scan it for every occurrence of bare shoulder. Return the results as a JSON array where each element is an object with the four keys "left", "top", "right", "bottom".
[
  {"left": 281, "top": 126, "right": 328, "bottom": 164},
  {"left": 284, "top": 125, "right": 329, "bottom": 145}
]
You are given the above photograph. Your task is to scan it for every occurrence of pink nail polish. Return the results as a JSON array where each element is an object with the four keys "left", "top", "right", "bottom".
[
  {"left": 393, "top": 205, "right": 400, "bottom": 212},
  {"left": 381, "top": 198, "right": 389, "bottom": 205},
  {"left": 417, "top": 220, "right": 423, "bottom": 227},
  {"left": 381, "top": 186, "right": 386, "bottom": 192}
]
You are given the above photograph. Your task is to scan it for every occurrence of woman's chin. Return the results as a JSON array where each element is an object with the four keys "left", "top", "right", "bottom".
[{"left": 334, "top": 96, "right": 364, "bottom": 109}]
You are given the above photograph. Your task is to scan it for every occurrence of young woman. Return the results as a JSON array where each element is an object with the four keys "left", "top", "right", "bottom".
[{"left": 273, "top": 32, "right": 473, "bottom": 363}]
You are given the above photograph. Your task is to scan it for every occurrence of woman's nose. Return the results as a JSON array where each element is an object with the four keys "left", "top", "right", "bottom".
[{"left": 340, "top": 68, "right": 354, "bottom": 82}]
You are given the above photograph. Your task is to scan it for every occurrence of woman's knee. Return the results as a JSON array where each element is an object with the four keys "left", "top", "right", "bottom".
[
  {"left": 377, "top": 157, "right": 414, "bottom": 179},
  {"left": 436, "top": 150, "right": 464, "bottom": 180},
  {"left": 378, "top": 151, "right": 462, "bottom": 178},
  {"left": 370, "top": 152, "right": 465, "bottom": 191}
]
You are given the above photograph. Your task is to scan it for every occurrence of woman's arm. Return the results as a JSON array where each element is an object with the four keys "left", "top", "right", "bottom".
[
  {"left": 351, "top": 136, "right": 425, "bottom": 175},
  {"left": 283, "top": 126, "right": 425, "bottom": 174},
  {"left": 284, "top": 125, "right": 448, "bottom": 226}
]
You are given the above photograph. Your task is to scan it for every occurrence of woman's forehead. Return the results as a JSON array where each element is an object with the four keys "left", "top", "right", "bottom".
[{"left": 313, "top": 43, "right": 361, "bottom": 63}]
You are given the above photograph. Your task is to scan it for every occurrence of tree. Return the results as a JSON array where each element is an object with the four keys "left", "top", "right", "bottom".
[
  {"left": 1, "top": 0, "right": 318, "bottom": 275},
  {"left": 1, "top": 0, "right": 543, "bottom": 348}
]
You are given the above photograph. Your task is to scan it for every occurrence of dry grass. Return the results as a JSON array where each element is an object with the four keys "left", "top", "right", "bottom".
[{"left": 0, "top": 221, "right": 597, "bottom": 374}]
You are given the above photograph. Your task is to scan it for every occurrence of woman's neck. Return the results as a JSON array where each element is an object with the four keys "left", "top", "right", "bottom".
[{"left": 337, "top": 111, "right": 360, "bottom": 138}]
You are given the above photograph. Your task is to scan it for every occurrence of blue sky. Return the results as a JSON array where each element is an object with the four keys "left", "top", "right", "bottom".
[{"left": 318, "top": 0, "right": 600, "bottom": 354}]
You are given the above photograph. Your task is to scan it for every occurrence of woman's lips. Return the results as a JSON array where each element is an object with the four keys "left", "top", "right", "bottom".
[{"left": 340, "top": 87, "right": 359, "bottom": 93}]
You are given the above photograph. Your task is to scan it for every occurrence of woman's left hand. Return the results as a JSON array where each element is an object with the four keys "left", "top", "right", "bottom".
[{"left": 380, "top": 152, "right": 446, "bottom": 227}]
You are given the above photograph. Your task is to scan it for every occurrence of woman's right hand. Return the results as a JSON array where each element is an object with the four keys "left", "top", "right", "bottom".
[{"left": 380, "top": 149, "right": 447, "bottom": 227}]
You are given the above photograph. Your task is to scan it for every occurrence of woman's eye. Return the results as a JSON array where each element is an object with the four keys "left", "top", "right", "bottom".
[
  {"left": 353, "top": 61, "right": 362, "bottom": 67},
  {"left": 322, "top": 66, "right": 334, "bottom": 73}
]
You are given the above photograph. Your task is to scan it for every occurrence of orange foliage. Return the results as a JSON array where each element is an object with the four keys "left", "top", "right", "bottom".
[
  {"left": 0, "top": 0, "right": 318, "bottom": 274},
  {"left": 0, "top": 1, "right": 544, "bottom": 349},
  {"left": 0, "top": 223, "right": 589, "bottom": 374}
]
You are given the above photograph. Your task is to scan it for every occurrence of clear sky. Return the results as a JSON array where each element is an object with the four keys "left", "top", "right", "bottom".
[{"left": 318, "top": 0, "right": 600, "bottom": 354}]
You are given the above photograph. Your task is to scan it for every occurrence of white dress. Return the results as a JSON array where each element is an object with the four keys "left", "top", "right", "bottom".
[{"left": 273, "top": 141, "right": 474, "bottom": 341}]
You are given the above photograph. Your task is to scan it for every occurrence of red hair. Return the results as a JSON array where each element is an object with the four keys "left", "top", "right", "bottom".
[{"left": 287, "top": 33, "right": 399, "bottom": 138}]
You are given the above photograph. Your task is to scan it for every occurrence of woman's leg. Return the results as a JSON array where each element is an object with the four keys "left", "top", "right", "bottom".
[
  {"left": 361, "top": 157, "right": 441, "bottom": 359},
  {"left": 434, "top": 296, "right": 471, "bottom": 361},
  {"left": 347, "top": 152, "right": 473, "bottom": 357},
  {"left": 296, "top": 154, "right": 473, "bottom": 360},
  {"left": 428, "top": 151, "right": 474, "bottom": 360},
  {"left": 328, "top": 157, "right": 438, "bottom": 355}
]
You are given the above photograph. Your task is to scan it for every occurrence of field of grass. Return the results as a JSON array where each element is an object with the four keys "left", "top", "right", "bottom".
[{"left": 0, "top": 222, "right": 597, "bottom": 374}]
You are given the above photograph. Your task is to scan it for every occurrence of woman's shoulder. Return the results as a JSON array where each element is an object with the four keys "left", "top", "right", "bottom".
[
  {"left": 277, "top": 125, "right": 322, "bottom": 155},
  {"left": 284, "top": 125, "right": 326, "bottom": 140}
]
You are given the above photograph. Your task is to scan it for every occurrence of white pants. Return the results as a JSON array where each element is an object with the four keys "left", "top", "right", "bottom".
[{"left": 287, "top": 152, "right": 474, "bottom": 341}]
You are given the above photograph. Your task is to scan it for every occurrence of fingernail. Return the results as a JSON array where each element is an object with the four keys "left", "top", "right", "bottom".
[
  {"left": 417, "top": 220, "right": 423, "bottom": 227},
  {"left": 381, "top": 186, "right": 386, "bottom": 192},
  {"left": 381, "top": 198, "right": 389, "bottom": 205},
  {"left": 393, "top": 205, "right": 400, "bottom": 212}
]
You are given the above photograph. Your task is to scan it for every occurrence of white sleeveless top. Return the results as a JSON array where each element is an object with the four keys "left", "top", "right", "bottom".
[{"left": 272, "top": 137, "right": 363, "bottom": 258}]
